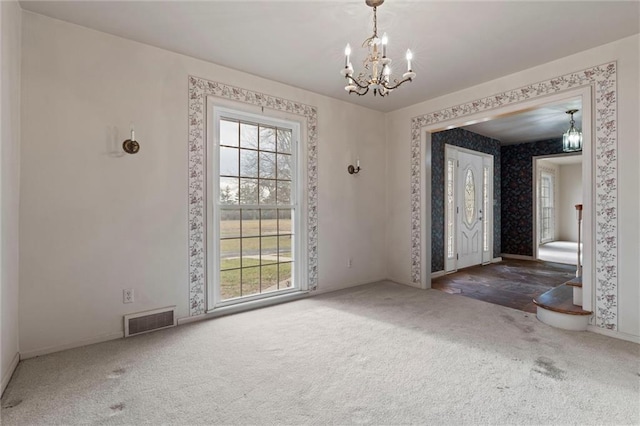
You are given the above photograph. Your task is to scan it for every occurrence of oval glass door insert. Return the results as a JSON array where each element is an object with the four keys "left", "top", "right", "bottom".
[{"left": 464, "top": 168, "right": 476, "bottom": 225}]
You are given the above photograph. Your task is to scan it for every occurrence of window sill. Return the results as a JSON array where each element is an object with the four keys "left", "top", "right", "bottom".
[{"left": 205, "top": 290, "right": 309, "bottom": 319}]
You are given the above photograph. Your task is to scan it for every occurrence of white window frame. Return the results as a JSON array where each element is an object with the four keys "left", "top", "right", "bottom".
[
  {"left": 539, "top": 171, "right": 555, "bottom": 244},
  {"left": 208, "top": 106, "right": 303, "bottom": 310}
]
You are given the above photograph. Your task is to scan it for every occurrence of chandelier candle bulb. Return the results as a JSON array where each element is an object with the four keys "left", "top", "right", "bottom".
[
  {"left": 406, "top": 49, "right": 413, "bottom": 71},
  {"left": 344, "top": 44, "right": 351, "bottom": 68},
  {"left": 382, "top": 32, "right": 388, "bottom": 57}
]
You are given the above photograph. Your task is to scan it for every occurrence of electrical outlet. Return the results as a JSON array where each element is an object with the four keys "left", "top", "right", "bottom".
[
  {"left": 347, "top": 257, "right": 353, "bottom": 268},
  {"left": 123, "top": 289, "right": 134, "bottom": 304}
]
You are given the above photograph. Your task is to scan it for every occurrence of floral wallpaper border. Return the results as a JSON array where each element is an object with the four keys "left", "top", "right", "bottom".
[
  {"left": 188, "top": 76, "right": 318, "bottom": 316},
  {"left": 410, "top": 63, "right": 618, "bottom": 330}
]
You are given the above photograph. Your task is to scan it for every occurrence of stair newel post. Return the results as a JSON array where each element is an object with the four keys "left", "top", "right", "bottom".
[{"left": 575, "top": 204, "right": 583, "bottom": 277}]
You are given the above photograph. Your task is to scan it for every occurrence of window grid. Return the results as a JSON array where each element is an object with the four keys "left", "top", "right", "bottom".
[
  {"left": 540, "top": 173, "right": 554, "bottom": 242},
  {"left": 218, "top": 118, "right": 295, "bottom": 301}
]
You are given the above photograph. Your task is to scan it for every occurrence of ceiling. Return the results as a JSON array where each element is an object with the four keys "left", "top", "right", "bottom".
[
  {"left": 462, "top": 98, "right": 582, "bottom": 144},
  {"left": 539, "top": 155, "right": 582, "bottom": 165},
  {"left": 19, "top": 1, "right": 640, "bottom": 113}
]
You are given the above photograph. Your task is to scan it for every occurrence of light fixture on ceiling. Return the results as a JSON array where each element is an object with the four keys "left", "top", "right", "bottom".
[
  {"left": 341, "top": 0, "right": 415, "bottom": 97},
  {"left": 563, "top": 109, "right": 582, "bottom": 152}
]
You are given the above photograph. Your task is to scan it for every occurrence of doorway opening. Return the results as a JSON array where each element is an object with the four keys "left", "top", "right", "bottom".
[
  {"left": 534, "top": 154, "right": 583, "bottom": 269},
  {"left": 430, "top": 94, "right": 589, "bottom": 313}
]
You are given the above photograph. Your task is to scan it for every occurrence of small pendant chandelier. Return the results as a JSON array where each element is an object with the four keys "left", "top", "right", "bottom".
[
  {"left": 563, "top": 109, "right": 583, "bottom": 152},
  {"left": 341, "top": 0, "right": 415, "bottom": 97}
]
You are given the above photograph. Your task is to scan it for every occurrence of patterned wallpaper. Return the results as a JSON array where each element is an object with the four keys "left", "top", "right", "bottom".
[
  {"left": 500, "top": 138, "right": 565, "bottom": 256},
  {"left": 431, "top": 128, "right": 501, "bottom": 272}
]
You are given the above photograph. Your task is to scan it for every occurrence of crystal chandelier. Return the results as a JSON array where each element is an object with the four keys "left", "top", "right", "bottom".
[
  {"left": 563, "top": 109, "right": 583, "bottom": 152},
  {"left": 341, "top": 0, "right": 415, "bottom": 97}
]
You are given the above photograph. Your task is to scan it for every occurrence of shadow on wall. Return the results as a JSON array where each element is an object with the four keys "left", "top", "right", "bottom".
[{"left": 431, "top": 128, "right": 501, "bottom": 273}]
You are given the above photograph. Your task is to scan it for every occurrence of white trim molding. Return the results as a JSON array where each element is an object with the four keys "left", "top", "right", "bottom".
[
  {"left": 1, "top": 352, "right": 20, "bottom": 395},
  {"left": 19, "top": 332, "right": 124, "bottom": 360},
  {"left": 188, "top": 76, "right": 319, "bottom": 316},
  {"left": 501, "top": 254, "right": 536, "bottom": 261},
  {"left": 410, "top": 62, "right": 618, "bottom": 330}
]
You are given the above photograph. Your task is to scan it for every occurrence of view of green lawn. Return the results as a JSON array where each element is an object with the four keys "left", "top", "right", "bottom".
[{"left": 219, "top": 218, "right": 293, "bottom": 300}]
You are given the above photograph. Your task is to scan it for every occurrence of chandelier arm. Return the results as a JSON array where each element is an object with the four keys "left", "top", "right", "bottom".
[
  {"left": 381, "top": 76, "right": 413, "bottom": 91},
  {"left": 350, "top": 85, "right": 370, "bottom": 96},
  {"left": 347, "top": 76, "right": 371, "bottom": 90}
]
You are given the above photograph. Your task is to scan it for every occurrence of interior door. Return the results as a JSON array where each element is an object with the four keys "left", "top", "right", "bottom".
[{"left": 457, "top": 151, "right": 484, "bottom": 269}]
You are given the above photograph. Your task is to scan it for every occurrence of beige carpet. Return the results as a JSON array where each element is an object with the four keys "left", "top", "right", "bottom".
[{"left": 2, "top": 281, "right": 639, "bottom": 425}]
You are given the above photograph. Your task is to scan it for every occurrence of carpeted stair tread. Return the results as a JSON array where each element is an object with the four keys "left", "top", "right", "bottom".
[
  {"left": 565, "top": 276, "right": 582, "bottom": 287},
  {"left": 533, "top": 284, "right": 591, "bottom": 315}
]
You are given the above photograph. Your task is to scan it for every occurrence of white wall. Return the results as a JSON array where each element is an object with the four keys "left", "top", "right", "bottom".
[
  {"left": 558, "top": 163, "right": 582, "bottom": 242},
  {"left": 1, "top": 0, "right": 22, "bottom": 393},
  {"left": 386, "top": 35, "right": 640, "bottom": 338},
  {"left": 19, "top": 12, "right": 388, "bottom": 356}
]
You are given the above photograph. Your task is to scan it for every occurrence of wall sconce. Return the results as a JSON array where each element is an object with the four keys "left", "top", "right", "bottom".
[
  {"left": 348, "top": 158, "right": 361, "bottom": 174},
  {"left": 122, "top": 124, "right": 140, "bottom": 154}
]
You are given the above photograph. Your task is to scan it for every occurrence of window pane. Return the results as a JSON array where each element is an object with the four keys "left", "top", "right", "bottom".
[
  {"left": 278, "top": 235, "right": 292, "bottom": 261},
  {"left": 483, "top": 167, "right": 489, "bottom": 252},
  {"left": 278, "top": 209, "right": 292, "bottom": 235},
  {"left": 241, "top": 210, "right": 260, "bottom": 237},
  {"left": 241, "top": 237, "right": 260, "bottom": 268},
  {"left": 260, "top": 126, "right": 276, "bottom": 152},
  {"left": 277, "top": 181, "right": 291, "bottom": 205},
  {"left": 240, "top": 123, "right": 258, "bottom": 149},
  {"left": 277, "top": 129, "right": 292, "bottom": 153},
  {"left": 241, "top": 266, "right": 261, "bottom": 296},
  {"left": 260, "top": 152, "right": 276, "bottom": 179},
  {"left": 219, "top": 177, "right": 239, "bottom": 205},
  {"left": 220, "top": 147, "right": 239, "bottom": 176},
  {"left": 220, "top": 120, "right": 239, "bottom": 147},
  {"left": 220, "top": 238, "right": 240, "bottom": 270},
  {"left": 220, "top": 269, "right": 241, "bottom": 300},
  {"left": 239, "top": 178, "right": 259, "bottom": 205},
  {"left": 220, "top": 210, "right": 240, "bottom": 239},
  {"left": 279, "top": 263, "right": 293, "bottom": 289},
  {"left": 261, "top": 265, "right": 278, "bottom": 293},
  {"left": 259, "top": 180, "right": 277, "bottom": 205},
  {"left": 216, "top": 115, "right": 297, "bottom": 303},
  {"left": 240, "top": 149, "right": 258, "bottom": 178},
  {"left": 446, "top": 159, "right": 455, "bottom": 259},
  {"left": 260, "top": 236, "right": 278, "bottom": 265},
  {"left": 260, "top": 210, "right": 278, "bottom": 235},
  {"left": 277, "top": 154, "right": 292, "bottom": 180}
]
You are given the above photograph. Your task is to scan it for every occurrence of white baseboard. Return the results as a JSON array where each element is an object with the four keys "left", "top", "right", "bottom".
[
  {"left": 491, "top": 257, "right": 503, "bottom": 263},
  {"left": 431, "top": 270, "right": 445, "bottom": 279},
  {"left": 20, "top": 331, "right": 124, "bottom": 360},
  {"left": 501, "top": 254, "right": 535, "bottom": 261},
  {"left": 587, "top": 325, "right": 640, "bottom": 344},
  {"left": 1, "top": 351, "right": 20, "bottom": 396},
  {"left": 177, "top": 314, "right": 207, "bottom": 325}
]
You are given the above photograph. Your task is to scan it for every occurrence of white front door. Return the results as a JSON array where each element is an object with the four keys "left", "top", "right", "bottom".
[{"left": 457, "top": 151, "right": 484, "bottom": 269}]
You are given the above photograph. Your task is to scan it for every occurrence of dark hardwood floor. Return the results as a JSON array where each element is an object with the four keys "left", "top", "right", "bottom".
[{"left": 431, "top": 259, "right": 576, "bottom": 313}]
